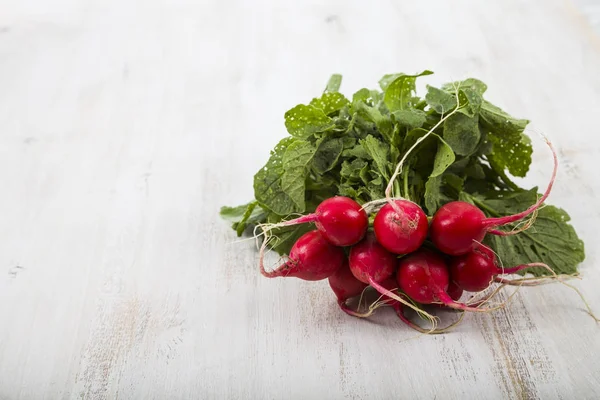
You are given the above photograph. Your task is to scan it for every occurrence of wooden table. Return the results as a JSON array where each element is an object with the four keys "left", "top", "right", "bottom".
[{"left": 1, "top": 0, "right": 599, "bottom": 398}]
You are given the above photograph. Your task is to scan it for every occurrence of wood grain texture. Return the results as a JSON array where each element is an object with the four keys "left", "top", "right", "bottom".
[{"left": 1, "top": 0, "right": 600, "bottom": 398}]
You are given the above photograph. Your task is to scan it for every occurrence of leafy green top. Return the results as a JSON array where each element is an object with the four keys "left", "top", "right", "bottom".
[{"left": 221, "top": 72, "right": 584, "bottom": 276}]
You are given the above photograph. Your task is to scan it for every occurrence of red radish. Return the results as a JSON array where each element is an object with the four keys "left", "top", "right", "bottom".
[
  {"left": 430, "top": 139, "right": 557, "bottom": 256},
  {"left": 449, "top": 244, "right": 552, "bottom": 292},
  {"left": 348, "top": 234, "right": 433, "bottom": 317},
  {"left": 349, "top": 234, "right": 397, "bottom": 285},
  {"left": 260, "top": 230, "right": 344, "bottom": 281},
  {"left": 328, "top": 260, "right": 368, "bottom": 315},
  {"left": 396, "top": 249, "right": 498, "bottom": 312},
  {"left": 373, "top": 200, "right": 428, "bottom": 254},
  {"left": 260, "top": 196, "right": 368, "bottom": 246}
]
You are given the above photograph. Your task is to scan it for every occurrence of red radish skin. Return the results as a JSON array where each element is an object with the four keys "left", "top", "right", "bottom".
[
  {"left": 260, "top": 230, "right": 345, "bottom": 281},
  {"left": 329, "top": 260, "right": 368, "bottom": 302},
  {"left": 450, "top": 245, "right": 553, "bottom": 292},
  {"left": 430, "top": 139, "right": 557, "bottom": 256},
  {"left": 349, "top": 234, "right": 397, "bottom": 285},
  {"left": 262, "top": 196, "right": 368, "bottom": 247},
  {"left": 348, "top": 235, "right": 434, "bottom": 317},
  {"left": 328, "top": 260, "right": 368, "bottom": 316},
  {"left": 429, "top": 202, "right": 487, "bottom": 256},
  {"left": 396, "top": 249, "right": 497, "bottom": 313},
  {"left": 373, "top": 200, "right": 429, "bottom": 254},
  {"left": 397, "top": 251, "right": 449, "bottom": 304},
  {"left": 446, "top": 281, "right": 464, "bottom": 301},
  {"left": 348, "top": 235, "right": 403, "bottom": 306},
  {"left": 315, "top": 197, "right": 369, "bottom": 246}
]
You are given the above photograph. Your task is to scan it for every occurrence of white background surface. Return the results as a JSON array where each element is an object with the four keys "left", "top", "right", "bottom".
[{"left": 1, "top": 0, "right": 600, "bottom": 399}]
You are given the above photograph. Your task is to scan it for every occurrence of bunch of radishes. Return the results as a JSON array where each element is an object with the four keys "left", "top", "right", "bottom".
[
  {"left": 259, "top": 146, "right": 565, "bottom": 330},
  {"left": 221, "top": 71, "right": 597, "bottom": 331}
]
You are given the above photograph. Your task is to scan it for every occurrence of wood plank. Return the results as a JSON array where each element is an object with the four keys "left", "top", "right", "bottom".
[{"left": 0, "top": 0, "right": 599, "bottom": 398}]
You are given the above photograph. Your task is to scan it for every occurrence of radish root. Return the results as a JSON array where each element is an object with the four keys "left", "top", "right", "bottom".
[
  {"left": 496, "top": 275, "right": 599, "bottom": 322},
  {"left": 395, "top": 304, "right": 466, "bottom": 334},
  {"left": 368, "top": 279, "right": 440, "bottom": 330},
  {"left": 474, "top": 241, "right": 598, "bottom": 321}
]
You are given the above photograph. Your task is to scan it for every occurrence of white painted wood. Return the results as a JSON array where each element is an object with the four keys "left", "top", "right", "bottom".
[
  {"left": 1, "top": 0, "right": 600, "bottom": 398},
  {"left": 573, "top": 0, "right": 600, "bottom": 34}
]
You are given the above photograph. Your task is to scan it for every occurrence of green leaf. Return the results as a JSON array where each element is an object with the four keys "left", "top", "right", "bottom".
[
  {"left": 254, "top": 138, "right": 310, "bottom": 215},
  {"left": 425, "top": 85, "right": 457, "bottom": 114},
  {"left": 325, "top": 74, "right": 342, "bottom": 92},
  {"left": 354, "top": 101, "right": 393, "bottom": 140},
  {"left": 465, "top": 162, "right": 486, "bottom": 180},
  {"left": 220, "top": 203, "right": 252, "bottom": 222},
  {"left": 352, "top": 88, "right": 372, "bottom": 105},
  {"left": 234, "top": 202, "right": 257, "bottom": 236},
  {"left": 402, "top": 128, "right": 438, "bottom": 173},
  {"left": 284, "top": 105, "right": 335, "bottom": 138},
  {"left": 220, "top": 202, "right": 268, "bottom": 236},
  {"left": 342, "top": 137, "right": 357, "bottom": 149},
  {"left": 472, "top": 189, "right": 584, "bottom": 276},
  {"left": 350, "top": 116, "right": 377, "bottom": 140},
  {"left": 479, "top": 99, "right": 531, "bottom": 177},
  {"left": 479, "top": 100, "right": 529, "bottom": 136},
  {"left": 367, "top": 175, "right": 385, "bottom": 199},
  {"left": 312, "top": 137, "right": 344, "bottom": 174},
  {"left": 424, "top": 175, "right": 445, "bottom": 214},
  {"left": 458, "top": 87, "right": 483, "bottom": 117},
  {"left": 342, "top": 143, "right": 372, "bottom": 160},
  {"left": 488, "top": 132, "right": 532, "bottom": 178},
  {"left": 383, "top": 70, "right": 433, "bottom": 112},
  {"left": 310, "top": 92, "right": 350, "bottom": 115},
  {"left": 281, "top": 140, "right": 316, "bottom": 211},
  {"left": 392, "top": 109, "right": 427, "bottom": 129},
  {"left": 440, "top": 78, "right": 486, "bottom": 117},
  {"left": 379, "top": 73, "right": 404, "bottom": 91},
  {"left": 423, "top": 172, "right": 463, "bottom": 214},
  {"left": 444, "top": 173, "right": 464, "bottom": 193},
  {"left": 442, "top": 78, "right": 487, "bottom": 95},
  {"left": 424, "top": 176, "right": 453, "bottom": 214},
  {"left": 360, "top": 135, "right": 390, "bottom": 179},
  {"left": 341, "top": 159, "right": 369, "bottom": 182},
  {"left": 430, "top": 135, "right": 456, "bottom": 178},
  {"left": 443, "top": 113, "right": 481, "bottom": 156}
]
